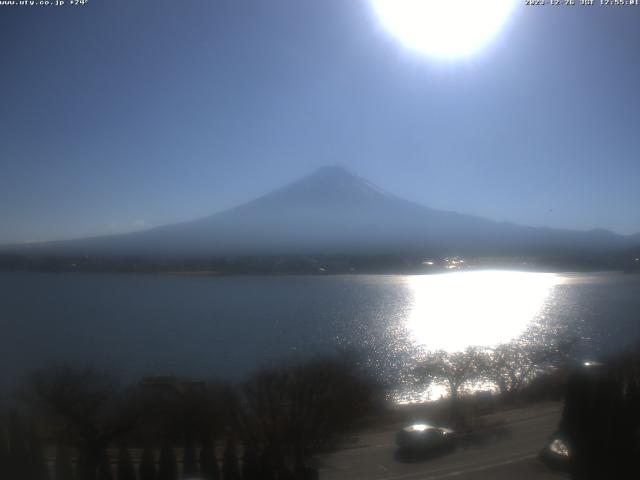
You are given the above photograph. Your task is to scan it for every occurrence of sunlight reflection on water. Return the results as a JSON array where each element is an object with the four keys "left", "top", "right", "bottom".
[
  {"left": 406, "top": 270, "right": 558, "bottom": 351},
  {"left": 394, "top": 270, "right": 559, "bottom": 403}
]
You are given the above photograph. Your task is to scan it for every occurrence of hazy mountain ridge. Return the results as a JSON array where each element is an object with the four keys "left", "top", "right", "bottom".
[{"left": 3, "top": 166, "right": 639, "bottom": 259}]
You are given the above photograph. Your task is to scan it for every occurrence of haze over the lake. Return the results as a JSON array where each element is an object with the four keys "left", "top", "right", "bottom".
[{"left": 1, "top": 1, "right": 640, "bottom": 244}]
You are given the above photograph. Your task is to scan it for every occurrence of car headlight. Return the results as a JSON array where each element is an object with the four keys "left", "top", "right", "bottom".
[{"left": 549, "top": 438, "right": 570, "bottom": 457}]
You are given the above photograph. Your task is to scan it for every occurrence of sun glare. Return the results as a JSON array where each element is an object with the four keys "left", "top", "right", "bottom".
[
  {"left": 370, "top": 0, "right": 517, "bottom": 58},
  {"left": 406, "top": 271, "right": 557, "bottom": 352}
]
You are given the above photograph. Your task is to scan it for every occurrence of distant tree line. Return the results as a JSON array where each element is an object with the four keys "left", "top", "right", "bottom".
[{"left": 0, "top": 251, "right": 627, "bottom": 275}]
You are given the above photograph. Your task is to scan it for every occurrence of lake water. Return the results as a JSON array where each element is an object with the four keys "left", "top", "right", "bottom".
[{"left": 1, "top": 270, "right": 639, "bottom": 394}]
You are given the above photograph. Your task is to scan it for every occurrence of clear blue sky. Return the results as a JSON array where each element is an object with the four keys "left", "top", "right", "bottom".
[{"left": 1, "top": 0, "right": 639, "bottom": 243}]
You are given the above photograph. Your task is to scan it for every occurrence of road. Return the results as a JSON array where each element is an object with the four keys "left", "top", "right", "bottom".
[{"left": 320, "top": 402, "right": 568, "bottom": 480}]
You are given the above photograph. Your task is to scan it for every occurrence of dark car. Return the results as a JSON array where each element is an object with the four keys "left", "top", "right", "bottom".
[{"left": 396, "top": 423, "right": 457, "bottom": 453}]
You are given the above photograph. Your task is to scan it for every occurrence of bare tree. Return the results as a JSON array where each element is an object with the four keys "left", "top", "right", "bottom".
[
  {"left": 417, "top": 347, "right": 484, "bottom": 428},
  {"left": 482, "top": 342, "right": 544, "bottom": 403},
  {"left": 0, "top": 410, "right": 50, "bottom": 480},
  {"left": 29, "top": 365, "right": 141, "bottom": 480},
  {"left": 139, "top": 446, "right": 157, "bottom": 480},
  {"left": 157, "top": 443, "right": 177, "bottom": 480},
  {"left": 134, "top": 378, "right": 234, "bottom": 448},
  {"left": 222, "top": 438, "right": 240, "bottom": 480},
  {"left": 116, "top": 446, "right": 136, "bottom": 480},
  {"left": 97, "top": 450, "right": 113, "bottom": 480},
  {"left": 482, "top": 343, "right": 537, "bottom": 403},
  {"left": 482, "top": 320, "right": 577, "bottom": 403},
  {"left": 54, "top": 444, "right": 74, "bottom": 480},
  {"left": 198, "top": 436, "right": 219, "bottom": 480},
  {"left": 182, "top": 436, "right": 197, "bottom": 478},
  {"left": 27, "top": 418, "right": 49, "bottom": 480},
  {"left": 0, "top": 420, "right": 7, "bottom": 479},
  {"left": 239, "top": 356, "right": 376, "bottom": 475}
]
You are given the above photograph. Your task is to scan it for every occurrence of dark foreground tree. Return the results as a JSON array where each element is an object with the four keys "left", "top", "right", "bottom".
[
  {"left": 182, "top": 436, "right": 198, "bottom": 478},
  {"left": 54, "top": 445, "right": 75, "bottom": 480},
  {"left": 139, "top": 447, "right": 157, "bottom": 480},
  {"left": 0, "top": 426, "right": 9, "bottom": 479},
  {"left": 157, "top": 444, "right": 177, "bottom": 480},
  {"left": 241, "top": 442, "right": 260, "bottom": 480},
  {"left": 560, "top": 347, "right": 640, "bottom": 480},
  {"left": 30, "top": 366, "right": 141, "bottom": 480},
  {"left": 199, "top": 437, "right": 219, "bottom": 480},
  {"left": 240, "top": 356, "right": 376, "bottom": 474},
  {"left": 2, "top": 412, "right": 51, "bottom": 480},
  {"left": 135, "top": 380, "right": 234, "bottom": 452},
  {"left": 7, "top": 411, "right": 29, "bottom": 479},
  {"left": 257, "top": 448, "right": 277, "bottom": 480},
  {"left": 28, "top": 419, "right": 50, "bottom": 480},
  {"left": 97, "top": 451, "right": 113, "bottom": 480},
  {"left": 222, "top": 438, "right": 240, "bottom": 480},
  {"left": 116, "top": 446, "right": 136, "bottom": 480}
]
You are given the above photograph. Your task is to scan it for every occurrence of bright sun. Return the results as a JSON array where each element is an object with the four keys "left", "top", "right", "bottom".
[{"left": 370, "top": 0, "right": 517, "bottom": 58}]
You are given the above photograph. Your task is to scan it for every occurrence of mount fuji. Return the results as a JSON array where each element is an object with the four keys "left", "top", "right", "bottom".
[{"left": 4, "top": 166, "right": 639, "bottom": 259}]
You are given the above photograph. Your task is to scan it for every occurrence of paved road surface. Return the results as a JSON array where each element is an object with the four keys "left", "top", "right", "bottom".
[{"left": 320, "top": 403, "right": 568, "bottom": 480}]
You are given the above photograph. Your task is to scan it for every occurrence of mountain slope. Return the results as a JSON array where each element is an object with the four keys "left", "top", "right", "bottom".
[{"left": 5, "top": 166, "right": 640, "bottom": 258}]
